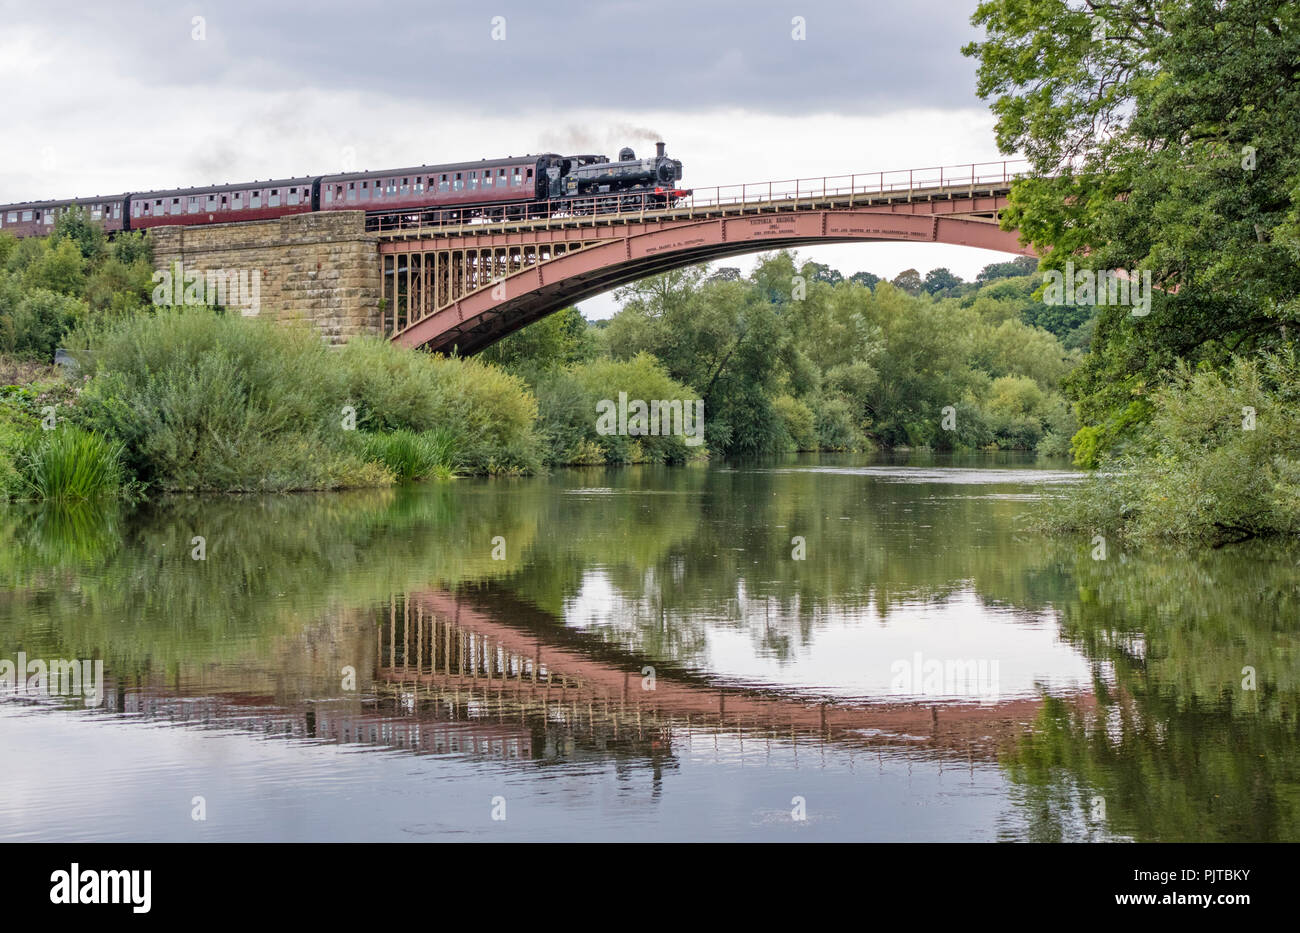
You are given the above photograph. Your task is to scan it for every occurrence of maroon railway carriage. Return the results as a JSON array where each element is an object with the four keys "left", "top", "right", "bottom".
[
  {"left": 127, "top": 176, "right": 318, "bottom": 230},
  {"left": 0, "top": 194, "right": 128, "bottom": 238},
  {"left": 318, "top": 155, "right": 557, "bottom": 226}
]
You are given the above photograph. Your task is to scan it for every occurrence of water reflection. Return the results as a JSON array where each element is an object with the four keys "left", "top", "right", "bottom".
[{"left": 0, "top": 453, "right": 1296, "bottom": 841}]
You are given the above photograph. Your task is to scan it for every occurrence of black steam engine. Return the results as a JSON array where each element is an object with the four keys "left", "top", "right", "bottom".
[{"left": 551, "top": 142, "right": 685, "bottom": 203}]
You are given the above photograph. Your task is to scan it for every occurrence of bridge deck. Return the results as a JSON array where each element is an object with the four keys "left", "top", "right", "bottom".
[{"left": 375, "top": 179, "right": 1015, "bottom": 242}]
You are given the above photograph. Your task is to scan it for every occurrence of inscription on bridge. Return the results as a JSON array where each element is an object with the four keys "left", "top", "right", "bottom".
[
  {"left": 735, "top": 216, "right": 802, "bottom": 237},
  {"left": 825, "top": 215, "right": 932, "bottom": 241},
  {"left": 638, "top": 235, "right": 709, "bottom": 257}
]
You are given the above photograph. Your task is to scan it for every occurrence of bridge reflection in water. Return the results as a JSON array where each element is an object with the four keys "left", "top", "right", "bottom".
[{"left": 98, "top": 588, "right": 1090, "bottom": 774}]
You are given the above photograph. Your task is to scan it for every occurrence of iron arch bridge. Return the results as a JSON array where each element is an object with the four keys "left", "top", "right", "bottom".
[{"left": 374, "top": 160, "right": 1032, "bottom": 355}]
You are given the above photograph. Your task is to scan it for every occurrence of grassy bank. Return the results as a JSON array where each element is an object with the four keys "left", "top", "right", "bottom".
[{"left": 1, "top": 308, "right": 544, "bottom": 499}]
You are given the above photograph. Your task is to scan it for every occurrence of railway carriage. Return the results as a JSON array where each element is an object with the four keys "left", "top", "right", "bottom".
[
  {"left": 0, "top": 194, "right": 128, "bottom": 238},
  {"left": 0, "top": 141, "right": 688, "bottom": 238},
  {"left": 127, "top": 176, "right": 318, "bottom": 230}
]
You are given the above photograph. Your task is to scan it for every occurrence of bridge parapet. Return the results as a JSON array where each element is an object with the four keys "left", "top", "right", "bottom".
[{"left": 370, "top": 158, "right": 1028, "bottom": 240}]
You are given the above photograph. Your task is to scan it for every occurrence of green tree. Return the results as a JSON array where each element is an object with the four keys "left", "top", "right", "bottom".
[
  {"left": 890, "top": 268, "right": 924, "bottom": 296},
  {"left": 51, "top": 206, "right": 108, "bottom": 261},
  {"left": 965, "top": 0, "right": 1300, "bottom": 461},
  {"left": 478, "top": 305, "right": 594, "bottom": 378},
  {"left": 923, "top": 267, "right": 963, "bottom": 295},
  {"left": 23, "top": 238, "right": 87, "bottom": 296}
]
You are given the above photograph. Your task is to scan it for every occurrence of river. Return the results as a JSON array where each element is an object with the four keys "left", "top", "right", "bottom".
[{"left": 1, "top": 452, "right": 1295, "bottom": 841}]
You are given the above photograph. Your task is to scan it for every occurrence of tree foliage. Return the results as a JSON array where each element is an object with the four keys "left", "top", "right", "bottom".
[{"left": 965, "top": 0, "right": 1300, "bottom": 460}]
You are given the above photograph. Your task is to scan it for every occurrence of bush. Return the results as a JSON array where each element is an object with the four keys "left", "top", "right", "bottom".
[
  {"left": 772, "top": 394, "right": 818, "bottom": 451},
  {"left": 1043, "top": 352, "right": 1300, "bottom": 543},
  {"left": 571, "top": 354, "right": 706, "bottom": 463},
  {"left": 23, "top": 238, "right": 87, "bottom": 296},
  {"left": 533, "top": 368, "right": 603, "bottom": 464},
  {"left": 334, "top": 337, "right": 541, "bottom": 474},
  {"left": 0, "top": 288, "right": 88, "bottom": 361},
  {"left": 812, "top": 395, "right": 866, "bottom": 451},
  {"left": 71, "top": 310, "right": 383, "bottom": 491},
  {"left": 65, "top": 312, "right": 539, "bottom": 491}
]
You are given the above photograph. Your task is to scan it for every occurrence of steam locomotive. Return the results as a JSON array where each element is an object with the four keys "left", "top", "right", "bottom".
[{"left": 0, "top": 142, "right": 688, "bottom": 238}]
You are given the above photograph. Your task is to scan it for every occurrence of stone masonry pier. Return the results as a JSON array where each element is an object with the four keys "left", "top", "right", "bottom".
[{"left": 149, "top": 211, "right": 383, "bottom": 344}]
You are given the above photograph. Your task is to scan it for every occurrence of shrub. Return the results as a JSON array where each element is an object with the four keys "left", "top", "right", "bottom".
[
  {"left": 813, "top": 395, "right": 865, "bottom": 451},
  {"left": 772, "top": 394, "right": 818, "bottom": 451},
  {"left": 22, "top": 238, "right": 87, "bottom": 296},
  {"left": 0, "top": 288, "right": 88, "bottom": 361},
  {"left": 65, "top": 311, "right": 538, "bottom": 491},
  {"left": 71, "top": 310, "right": 370, "bottom": 491},
  {"left": 570, "top": 354, "right": 706, "bottom": 463},
  {"left": 334, "top": 337, "right": 542, "bottom": 474},
  {"left": 533, "top": 368, "right": 603, "bottom": 464},
  {"left": 1043, "top": 352, "right": 1300, "bottom": 542}
]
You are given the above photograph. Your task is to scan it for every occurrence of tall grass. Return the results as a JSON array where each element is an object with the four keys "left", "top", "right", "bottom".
[
  {"left": 22, "top": 426, "right": 124, "bottom": 500},
  {"left": 361, "top": 428, "right": 458, "bottom": 480}
]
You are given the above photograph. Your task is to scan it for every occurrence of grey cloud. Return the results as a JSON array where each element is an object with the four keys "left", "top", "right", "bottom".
[{"left": 26, "top": 0, "right": 985, "bottom": 115}]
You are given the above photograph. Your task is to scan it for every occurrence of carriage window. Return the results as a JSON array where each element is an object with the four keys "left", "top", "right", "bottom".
[
  {"left": 324, "top": 188, "right": 332, "bottom": 203},
  {"left": 132, "top": 202, "right": 141, "bottom": 218},
  {"left": 483, "top": 171, "right": 493, "bottom": 188},
  {"left": 5, "top": 212, "right": 14, "bottom": 223},
  {"left": 188, "top": 196, "right": 200, "bottom": 213},
  {"left": 221, "top": 196, "right": 228, "bottom": 207},
  {"left": 288, "top": 188, "right": 300, "bottom": 205},
  {"left": 469, "top": 171, "right": 480, "bottom": 190},
  {"left": 45, "top": 210, "right": 55, "bottom": 224},
  {"left": 251, "top": 191, "right": 261, "bottom": 208},
  {"left": 439, "top": 174, "right": 449, "bottom": 192},
  {"left": 414, "top": 177, "right": 423, "bottom": 193},
  {"left": 347, "top": 183, "right": 356, "bottom": 201},
  {"left": 232, "top": 193, "right": 242, "bottom": 210},
  {"left": 512, "top": 168, "right": 522, "bottom": 185},
  {"left": 400, "top": 178, "right": 408, "bottom": 195},
  {"left": 269, "top": 189, "right": 280, "bottom": 207},
  {"left": 453, "top": 173, "right": 463, "bottom": 191},
  {"left": 22, "top": 210, "right": 33, "bottom": 221},
  {"left": 113, "top": 204, "right": 121, "bottom": 218},
  {"left": 360, "top": 182, "right": 371, "bottom": 201}
]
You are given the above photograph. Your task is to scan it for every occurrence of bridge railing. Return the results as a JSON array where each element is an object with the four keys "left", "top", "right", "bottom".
[{"left": 367, "top": 158, "right": 1029, "bottom": 236}]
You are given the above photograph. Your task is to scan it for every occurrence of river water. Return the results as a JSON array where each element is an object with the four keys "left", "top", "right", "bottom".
[{"left": 1, "top": 452, "right": 1296, "bottom": 841}]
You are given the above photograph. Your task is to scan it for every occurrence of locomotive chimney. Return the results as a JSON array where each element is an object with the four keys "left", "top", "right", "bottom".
[{"left": 656, "top": 141, "right": 666, "bottom": 158}]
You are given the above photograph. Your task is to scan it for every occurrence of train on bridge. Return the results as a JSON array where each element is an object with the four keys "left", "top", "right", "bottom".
[{"left": 0, "top": 142, "right": 688, "bottom": 239}]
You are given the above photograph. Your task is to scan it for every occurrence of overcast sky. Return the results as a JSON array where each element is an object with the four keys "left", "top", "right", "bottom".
[{"left": 0, "top": 0, "right": 1020, "bottom": 317}]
